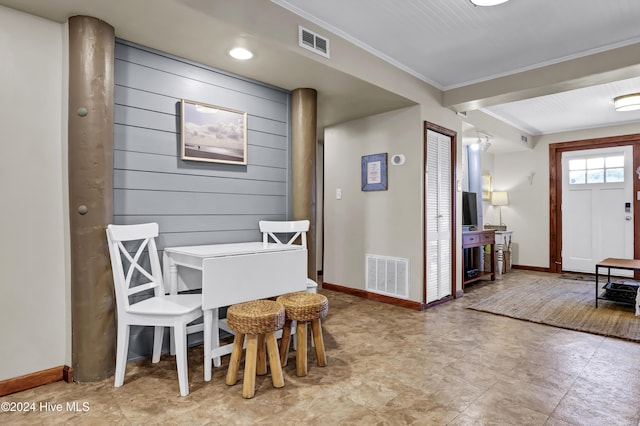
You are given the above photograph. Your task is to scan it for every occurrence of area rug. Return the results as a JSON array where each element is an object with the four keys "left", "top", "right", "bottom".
[
  {"left": 468, "top": 276, "right": 640, "bottom": 342},
  {"left": 559, "top": 273, "right": 595, "bottom": 282}
]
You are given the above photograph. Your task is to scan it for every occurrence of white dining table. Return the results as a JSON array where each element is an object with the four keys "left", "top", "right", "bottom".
[{"left": 162, "top": 241, "right": 308, "bottom": 381}]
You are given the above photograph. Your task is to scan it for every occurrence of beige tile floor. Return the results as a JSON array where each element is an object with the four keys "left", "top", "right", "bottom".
[{"left": 3, "top": 270, "right": 640, "bottom": 425}]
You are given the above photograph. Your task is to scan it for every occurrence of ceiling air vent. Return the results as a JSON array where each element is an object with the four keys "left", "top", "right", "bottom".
[{"left": 298, "top": 26, "right": 330, "bottom": 58}]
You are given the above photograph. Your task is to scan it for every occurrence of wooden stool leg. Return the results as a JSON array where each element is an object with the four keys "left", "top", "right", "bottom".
[
  {"left": 243, "top": 334, "right": 258, "bottom": 398},
  {"left": 257, "top": 334, "right": 267, "bottom": 375},
  {"left": 266, "top": 332, "right": 284, "bottom": 388},
  {"left": 296, "top": 321, "right": 308, "bottom": 377},
  {"left": 225, "top": 333, "right": 245, "bottom": 386},
  {"left": 311, "top": 318, "right": 327, "bottom": 367},
  {"left": 279, "top": 319, "right": 292, "bottom": 366}
]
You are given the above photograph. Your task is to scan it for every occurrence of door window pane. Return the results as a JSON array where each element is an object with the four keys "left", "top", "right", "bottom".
[
  {"left": 586, "top": 169, "right": 604, "bottom": 183},
  {"left": 587, "top": 157, "right": 604, "bottom": 169},
  {"left": 569, "top": 159, "right": 585, "bottom": 170},
  {"left": 606, "top": 168, "right": 624, "bottom": 182},
  {"left": 569, "top": 170, "right": 586, "bottom": 184},
  {"left": 606, "top": 156, "right": 624, "bottom": 168}
]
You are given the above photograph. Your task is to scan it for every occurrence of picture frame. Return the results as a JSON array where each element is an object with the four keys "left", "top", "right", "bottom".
[
  {"left": 180, "top": 99, "right": 247, "bottom": 165},
  {"left": 361, "top": 153, "right": 388, "bottom": 191},
  {"left": 482, "top": 174, "right": 492, "bottom": 200}
]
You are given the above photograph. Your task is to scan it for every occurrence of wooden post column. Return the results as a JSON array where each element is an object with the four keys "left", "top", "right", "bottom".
[
  {"left": 291, "top": 88, "right": 317, "bottom": 281},
  {"left": 68, "top": 15, "right": 115, "bottom": 382}
]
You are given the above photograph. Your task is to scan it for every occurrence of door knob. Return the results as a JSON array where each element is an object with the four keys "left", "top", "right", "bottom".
[{"left": 626, "top": 215, "right": 632, "bottom": 221}]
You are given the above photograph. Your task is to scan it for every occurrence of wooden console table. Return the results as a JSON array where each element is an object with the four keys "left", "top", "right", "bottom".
[
  {"left": 462, "top": 230, "right": 495, "bottom": 288},
  {"left": 595, "top": 258, "right": 640, "bottom": 308}
]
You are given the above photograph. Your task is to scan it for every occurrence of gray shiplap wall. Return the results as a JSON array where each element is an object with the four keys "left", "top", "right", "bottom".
[
  {"left": 114, "top": 40, "right": 291, "bottom": 248},
  {"left": 113, "top": 40, "right": 291, "bottom": 360}
]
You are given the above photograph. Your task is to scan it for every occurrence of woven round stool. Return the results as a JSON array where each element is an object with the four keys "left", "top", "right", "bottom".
[
  {"left": 225, "top": 299, "right": 285, "bottom": 398},
  {"left": 276, "top": 292, "right": 329, "bottom": 377}
]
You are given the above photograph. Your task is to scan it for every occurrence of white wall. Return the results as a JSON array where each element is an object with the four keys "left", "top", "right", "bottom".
[
  {"left": 490, "top": 145, "right": 549, "bottom": 268},
  {"left": 534, "top": 122, "right": 640, "bottom": 148},
  {"left": 487, "top": 122, "right": 640, "bottom": 269},
  {"left": 0, "top": 7, "right": 68, "bottom": 380},
  {"left": 324, "top": 106, "right": 425, "bottom": 301}
]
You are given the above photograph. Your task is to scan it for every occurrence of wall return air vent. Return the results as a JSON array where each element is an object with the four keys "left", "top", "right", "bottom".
[
  {"left": 365, "top": 254, "right": 409, "bottom": 299},
  {"left": 298, "top": 26, "right": 330, "bottom": 58}
]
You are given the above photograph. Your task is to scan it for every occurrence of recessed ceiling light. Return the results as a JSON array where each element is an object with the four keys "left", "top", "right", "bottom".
[
  {"left": 469, "top": 0, "right": 510, "bottom": 6},
  {"left": 229, "top": 47, "right": 253, "bottom": 60},
  {"left": 614, "top": 93, "right": 640, "bottom": 112}
]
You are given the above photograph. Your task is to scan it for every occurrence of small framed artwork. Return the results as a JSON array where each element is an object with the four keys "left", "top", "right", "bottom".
[
  {"left": 361, "top": 153, "right": 388, "bottom": 191},
  {"left": 482, "top": 174, "right": 492, "bottom": 200},
  {"left": 180, "top": 99, "right": 247, "bottom": 165}
]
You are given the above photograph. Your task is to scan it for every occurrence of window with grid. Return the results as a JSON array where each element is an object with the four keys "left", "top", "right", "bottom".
[{"left": 568, "top": 155, "right": 625, "bottom": 185}]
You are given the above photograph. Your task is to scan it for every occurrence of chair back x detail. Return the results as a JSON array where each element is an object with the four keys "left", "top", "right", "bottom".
[
  {"left": 259, "top": 219, "right": 310, "bottom": 247},
  {"left": 108, "top": 223, "right": 165, "bottom": 310}
]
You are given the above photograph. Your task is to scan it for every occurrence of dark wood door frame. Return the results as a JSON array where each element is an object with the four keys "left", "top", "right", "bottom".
[
  {"left": 549, "top": 133, "right": 640, "bottom": 273},
  {"left": 423, "top": 121, "right": 458, "bottom": 307}
]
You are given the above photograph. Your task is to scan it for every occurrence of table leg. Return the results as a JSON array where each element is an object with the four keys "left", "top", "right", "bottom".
[
  {"left": 203, "top": 308, "right": 222, "bottom": 382},
  {"left": 211, "top": 311, "right": 221, "bottom": 368},
  {"left": 204, "top": 309, "right": 213, "bottom": 382},
  {"left": 595, "top": 265, "right": 599, "bottom": 308},
  {"left": 490, "top": 243, "right": 496, "bottom": 281},
  {"left": 163, "top": 253, "right": 179, "bottom": 356}
]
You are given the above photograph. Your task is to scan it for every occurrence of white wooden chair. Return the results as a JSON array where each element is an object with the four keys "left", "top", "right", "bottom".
[
  {"left": 259, "top": 220, "right": 319, "bottom": 349},
  {"left": 106, "top": 223, "right": 202, "bottom": 397},
  {"left": 259, "top": 219, "right": 318, "bottom": 293}
]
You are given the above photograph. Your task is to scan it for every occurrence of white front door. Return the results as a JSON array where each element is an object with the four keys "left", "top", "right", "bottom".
[
  {"left": 561, "top": 146, "right": 634, "bottom": 274},
  {"left": 425, "top": 129, "right": 452, "bottom": 303}
]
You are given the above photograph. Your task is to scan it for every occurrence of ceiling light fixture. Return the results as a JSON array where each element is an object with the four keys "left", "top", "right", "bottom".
[
  {"left": 614, "top": 93, "right": 640, "bottom": 112},
  {"left": 476, "top": 131, "right": 492, "bottom": 151},
  {"left": 469, "top": 0, "right": 510, "bottom": 6},
  {"left": 229, "top": 47, "right": 253, "bottom": 60}
]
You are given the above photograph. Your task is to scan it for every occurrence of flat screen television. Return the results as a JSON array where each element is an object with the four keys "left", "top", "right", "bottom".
[{"left": 462, "top": 191, "right": 478, "bottom": 229}]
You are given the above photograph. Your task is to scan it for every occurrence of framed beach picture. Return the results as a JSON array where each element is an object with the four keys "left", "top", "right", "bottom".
[
  {"left": 361, "top": 153, "right": 388, "bottom": 191},
  {"left": 180, "top": 99, "right": 247, "bottom": 165}
]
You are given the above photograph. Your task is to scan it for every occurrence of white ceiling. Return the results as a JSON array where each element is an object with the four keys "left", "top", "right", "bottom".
[
  {"left": 3, "top": 0, "right": 640, "bottom": 140},
  {"left": 483, "top": 76, "right": 640, "bottom": 135},
  {"left": 275, "top": 0, "right": 640, "bottom": 135},
  {"left": 276, "top": 0, "right": 640, "bottom": 89}
]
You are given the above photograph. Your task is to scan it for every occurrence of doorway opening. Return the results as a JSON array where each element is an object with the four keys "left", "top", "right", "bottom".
[
  {"left": 549, "top": 133, "right": 640, "bottom": 275},
  {"left": 561, "top": 146, "right": 633, "bottom": 274},
  {"left": 423, "top": 121, "right": 457, "bottom": 306}
]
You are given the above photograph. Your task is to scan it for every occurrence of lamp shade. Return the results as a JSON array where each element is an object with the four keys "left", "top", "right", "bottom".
[
  {"left": 491, "top": 191, "right": 509, "bottom": 206},
  {"left": 614, "top": 93, "right": 640, "bottom": 112}
]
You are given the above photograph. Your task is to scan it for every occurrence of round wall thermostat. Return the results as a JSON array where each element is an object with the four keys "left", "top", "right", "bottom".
[{"left": 391, "top": 154, "right": 406, "bottom": 166}]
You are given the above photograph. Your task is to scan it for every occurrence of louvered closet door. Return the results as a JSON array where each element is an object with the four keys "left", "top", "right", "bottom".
[{"left": 425, "top": 129, "right": 452, "bottom": 304}]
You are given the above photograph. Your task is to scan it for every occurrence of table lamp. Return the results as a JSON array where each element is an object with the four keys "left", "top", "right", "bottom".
[{"left": 491, "top": 191, "right": 509, "bottom": 225}]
